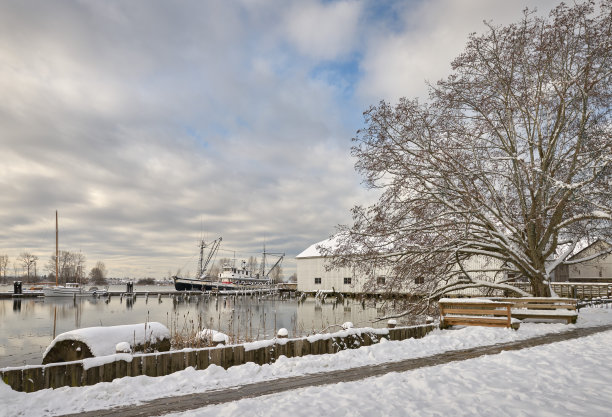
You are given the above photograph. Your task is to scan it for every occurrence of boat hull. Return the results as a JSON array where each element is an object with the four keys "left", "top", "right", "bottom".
[
  {"left": 173, "top": 277, "right": 237, "bottom": 292},
  {"left": 43, "top": 287, "right": 107, "bottom": 297}
]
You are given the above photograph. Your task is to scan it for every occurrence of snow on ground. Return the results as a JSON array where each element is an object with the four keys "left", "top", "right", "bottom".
[
  {"left": 169, "top": 329, "right": 612, "bottom": 417},
  {"left": 2, "top": 307, "right": 612, "bottom": 417}
]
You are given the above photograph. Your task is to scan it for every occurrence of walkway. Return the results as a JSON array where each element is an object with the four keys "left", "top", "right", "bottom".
[{"left": 61, "top": 324, "right": 612, "bottom": 417}]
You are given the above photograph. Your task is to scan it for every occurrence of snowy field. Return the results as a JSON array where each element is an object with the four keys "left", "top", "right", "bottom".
[{"left": 2, "top": 307, "right": 612, "bottom": 417}]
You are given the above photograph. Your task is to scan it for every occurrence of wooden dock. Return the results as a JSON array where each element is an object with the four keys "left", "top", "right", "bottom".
[{"left": 1, "top": 287, "right": 294, "bottom": 299}]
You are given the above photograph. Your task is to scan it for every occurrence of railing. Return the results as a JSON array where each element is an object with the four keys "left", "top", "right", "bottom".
[{"left": 509, "top": 282, "right": 611, "bottom": 299}]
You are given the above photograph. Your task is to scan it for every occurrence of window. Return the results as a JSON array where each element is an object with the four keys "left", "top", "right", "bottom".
[
  {"left": 344, "top": 277, "right": 351, "bottom": 285},
  {"left": 314, "top": 277, "right": 321, "bottom": 284},
  {"left": 377, "top": 276, "right": 385, "bottom": 285},
  {"left": 414, "top": 276, "right": 425, "bottom": 284}
]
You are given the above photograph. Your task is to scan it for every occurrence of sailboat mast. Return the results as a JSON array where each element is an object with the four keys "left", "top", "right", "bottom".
[{"left": 55, "top": 210, "right": 58, "bottom": 286}]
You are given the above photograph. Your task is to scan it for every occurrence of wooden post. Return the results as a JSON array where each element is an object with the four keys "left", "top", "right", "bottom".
[
  {"left": 66, "top": 363, "right": 83, "bottom": 387},
  {"left": 232, "top": 345, "right": 245, "bottom": 367},
  {"left": 48, "top": 364, "right": 68, "bottom": 389},
  {"left": 169, "top": 352, "right": 185, "bottom": 374},
  {"left": 143, "top": 354, "right": 158, "bottom": 377},
  {"left": 209, "top": 347, "right": 223, "bottom": 368},
  {"left": 115, "top": 360, "right": 128, "bottom": 381},
  {"left": 185, "top": 350, "right": 198, "bottom": 369},
  {"left": 22, "top": 367, "right": 45, "bottom": 392},
  {"left": 1, "top": 369, "right": 23, "bottom": 392},
  {"left": 221, "top": 346, "right": 233, "bottom": 369},
  {"left": 102, "top": 362, "right": 115, "bottom": 383},
  {"left": 129, "top": 355, "right": 142, "bottom": 377},
  {"left": 156, "top": 352, "right": 171, "bottom": 376},
  {"left": 196, "top": 348, "right": 210, "bottom": 371}
]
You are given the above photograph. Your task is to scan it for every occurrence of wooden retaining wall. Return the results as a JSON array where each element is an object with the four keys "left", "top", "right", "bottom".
[{"left": 1, "top": 324, "right": 435, "bottom": 393}]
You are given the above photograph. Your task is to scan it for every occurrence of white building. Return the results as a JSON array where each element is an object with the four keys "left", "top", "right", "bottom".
[
  {"left": 296, "top": 237, "right": 511, "bottom": 296},
  {"left": 297, "top": 237, "right": 612, "bottom": 296},
  {"left": 296, "top": 237, "right": 424, "bottom": 295},
  {"left": 296, "top": 237, "right": 397, "bottom": 294},
  {"left": 552, "top": 240, "right": 612, "bottom": 283}
]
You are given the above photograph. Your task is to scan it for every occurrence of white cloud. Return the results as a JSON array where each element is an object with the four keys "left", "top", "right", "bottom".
[
  {"left": 283, "top": 0, "right": 363, "bottom": 60},
  {"left": 357, "top": 0, "right": 562, "bottom": 103},
  {"left": 0, "top": 0, "right": 569, "bottom": 279}
]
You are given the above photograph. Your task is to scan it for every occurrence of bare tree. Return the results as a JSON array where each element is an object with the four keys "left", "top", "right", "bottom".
[
  {"left": 0, "top": 254, "right": 8, "bottom": 282},
  {"left": 328, "top": 1, "right": 612, "bottom": 300},
  {"left": 246, "top": 256, "right": 259, "bottom": 276},
  {"left": 19, "top": 252, "right": 38, "bottom": 280},
  {"left": 89, "top": 261, "right": 108, "bottom": 285},
  {"left": 45, "top": 250, "right": 87, "bottom": 284},
  {"left": 269, "top": 265, "right": 283, "bottom": 284}
]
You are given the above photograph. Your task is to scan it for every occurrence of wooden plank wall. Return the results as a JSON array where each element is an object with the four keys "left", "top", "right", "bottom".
[{"left": 1, "top": 324, "right": 435, "bottom": 393}]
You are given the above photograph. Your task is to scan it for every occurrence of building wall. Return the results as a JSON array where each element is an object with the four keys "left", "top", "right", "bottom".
[
  {"left": 443, "top": 255, "right": 506, "bottom": 297},
  {"left": 296, "top": 256, "right": 366, "bottom": 293},
  {"left": 553, "top": 241, "right": 612, "bottom": 282}
]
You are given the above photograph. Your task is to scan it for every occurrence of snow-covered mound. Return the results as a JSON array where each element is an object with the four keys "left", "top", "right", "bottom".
[{"left": 42, "top": 322, "right": 170, "bottom": 364}]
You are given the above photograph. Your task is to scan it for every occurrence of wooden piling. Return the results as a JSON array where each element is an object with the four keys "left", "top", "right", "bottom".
[
  {"left": 143, "top": 354, "right": 158, "bottom": 377},
  {"left": 196, "top": 348, "right": 210, "bottom": 370},
  {"left": 22, "top": 367, "right": 45, "bottom": 392}
]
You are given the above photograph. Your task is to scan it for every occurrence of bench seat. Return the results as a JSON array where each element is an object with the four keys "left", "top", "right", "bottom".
[
  {"left": 439, "top": 298, "right": 519, "bottom": 330},
  {"left": 491, "top": 297, "right": 578, "bottom": 324}
]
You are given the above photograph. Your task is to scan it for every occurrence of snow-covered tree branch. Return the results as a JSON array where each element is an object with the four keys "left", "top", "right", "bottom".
[{"left": 326, "top": 1, "right": 612, "bottom": 298}]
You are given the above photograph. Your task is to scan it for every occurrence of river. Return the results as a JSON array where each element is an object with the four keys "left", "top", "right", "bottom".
[{"left": 0, "top": 284, "right": 388, "bottom": 368}]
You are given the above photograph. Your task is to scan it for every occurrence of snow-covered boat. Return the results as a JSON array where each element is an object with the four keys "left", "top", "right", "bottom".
[{"left": 43, "top": 282, "right": 108, "bottom": 297}]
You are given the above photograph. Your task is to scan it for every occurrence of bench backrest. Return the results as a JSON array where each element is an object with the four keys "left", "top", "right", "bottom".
[
  {"left": 492, "top": 297, "right": 577, "bottom": 310},
  {"left": 439, "top": 300, "right": 513, "bottom": 317}
]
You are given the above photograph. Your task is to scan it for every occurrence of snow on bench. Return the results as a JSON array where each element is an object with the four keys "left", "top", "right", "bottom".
[
  {"left": 42, "top": 322, "right": 171, "bottom": 364},
  {"left": 491, "top": 297, "right": 578, "bottom": 324},
  {"left": 439, "top": 298, "right": 520, "bottom": 330}
]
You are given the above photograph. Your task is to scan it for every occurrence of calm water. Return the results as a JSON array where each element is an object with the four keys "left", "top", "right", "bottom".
[{"left": 0, "top": 285, "right": 386, "bottom": 368}]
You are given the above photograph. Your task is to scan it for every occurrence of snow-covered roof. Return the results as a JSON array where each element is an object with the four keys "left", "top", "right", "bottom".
[
  {"left": 568, "top": 239, "right": 611, "bottom": 261},
  {"left": 296, "top": 236, "right": 340, "bottom": 258}
]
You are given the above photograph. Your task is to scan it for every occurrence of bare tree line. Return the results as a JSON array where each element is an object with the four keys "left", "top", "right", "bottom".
[{"left": 0, "top": 251, "right": 107, "bottom": 285}]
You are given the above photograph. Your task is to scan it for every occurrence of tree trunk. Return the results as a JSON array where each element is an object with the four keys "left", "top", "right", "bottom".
[{"left": 531, "top": 278, "right": 551, "bottom": 297}]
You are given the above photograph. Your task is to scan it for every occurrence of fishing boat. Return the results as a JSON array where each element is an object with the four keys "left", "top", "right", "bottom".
[
  {"left": 173, "top": 237, "right": 228, "bottom": 291},
  {"left": 173, "top": 238, "right": 285, "bottom": 292},
  {"left": 43, "top": 282, "right": 108, "bottom": 297}
]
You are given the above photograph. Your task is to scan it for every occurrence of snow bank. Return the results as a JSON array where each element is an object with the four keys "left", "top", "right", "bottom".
[
  {"left": 43, "top": 322, "right": 170, "bottom": 363},
  {"left": 196, "top": 329, "right": 229, "bottom": 345}
]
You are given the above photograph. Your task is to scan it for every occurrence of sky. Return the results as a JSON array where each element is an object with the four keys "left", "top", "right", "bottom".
[{"left": 0, "top": 0, "right": 561, "bottom": 279}]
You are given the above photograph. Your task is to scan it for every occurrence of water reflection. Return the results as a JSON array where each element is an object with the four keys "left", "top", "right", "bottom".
[{"left": 0, "top": 293, "right": 384, "bottom": 368}]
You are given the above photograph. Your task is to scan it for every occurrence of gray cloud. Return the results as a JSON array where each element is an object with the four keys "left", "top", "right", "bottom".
[{"left": 0, "top": 0, "right": 562, "bottom": 278}]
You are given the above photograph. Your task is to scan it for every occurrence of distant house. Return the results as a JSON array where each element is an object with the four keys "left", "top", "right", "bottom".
[{"left": 552, "top": 240, "right": 612, "bottom": 283}]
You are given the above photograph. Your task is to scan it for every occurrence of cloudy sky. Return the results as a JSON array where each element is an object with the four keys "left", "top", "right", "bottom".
[{"left": 1, "top": 0, "right": 561, "bottom": 279}]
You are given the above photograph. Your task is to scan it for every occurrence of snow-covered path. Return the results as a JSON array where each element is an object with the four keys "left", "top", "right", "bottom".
[
  {"left": 169, "top": 328, "right": 612, "bottom": 417},
  {"left": 3, "top": 307, "right": 612, "bottom": 417}
]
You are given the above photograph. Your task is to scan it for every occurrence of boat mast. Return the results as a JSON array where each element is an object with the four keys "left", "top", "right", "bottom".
[
  {"left": 55, "top": 210, "right": 58, "bottom": 286},
  {"left": 197, "top": 239, "right": 204, "bottom": 278},
  {"left": 260, "top": 243, "right": 266, "bottom": 278}
]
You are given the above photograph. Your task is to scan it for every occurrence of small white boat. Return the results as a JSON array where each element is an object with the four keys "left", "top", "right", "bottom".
[{"left": 43, "top": 282, "right": 108, "bottom": 297}]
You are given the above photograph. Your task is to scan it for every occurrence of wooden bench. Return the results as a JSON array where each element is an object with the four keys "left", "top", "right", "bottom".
[
  {"left": 491, "top": 297, "right": 578, "bottom": 324},
  {"left": 439, "top": 298, "right": 520, "bottom": 330}
]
